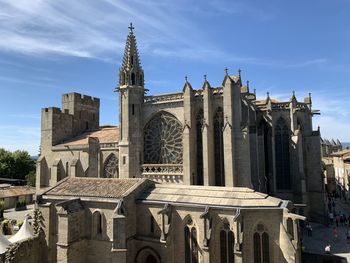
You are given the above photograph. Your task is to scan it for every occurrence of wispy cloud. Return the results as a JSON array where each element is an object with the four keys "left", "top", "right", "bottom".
[{"left": 0, "top": 0, "right": 327, "bottom": 70}]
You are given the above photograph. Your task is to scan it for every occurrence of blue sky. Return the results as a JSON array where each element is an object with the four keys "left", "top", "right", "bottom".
[{"left": 0, "top": 0, "right": 350, "bottom": 155}]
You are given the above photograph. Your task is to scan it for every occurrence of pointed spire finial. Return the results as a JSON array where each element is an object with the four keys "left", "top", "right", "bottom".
[
  {"left": 204, "top": 74, "right": 207, "bottom": 81},
  {"left": 185, "top": 75, "right": 188, "bottom": 82},
  {"left": 292, "top": 90, "right": 295, "bottom": 96},
  {"left": 246, "top": 80, "right": 249, "bottom": 88},
  {"left": 267, "top": 91, "right": 270, "bottom": 98},
  {"left": 128, "top": 22, "right": 134, "bottom": 33},
  {"left": 309, "top": 92, "right": 312, "bottom": 98},
  {"left": 224, "top": 67, "right": 228, "bottom": 75},
  {"left": 254, "top": 88, "right": 256, "bottom": 95},
  {"left": 238, "top": 68, "right": 241, "bottom": 78}
]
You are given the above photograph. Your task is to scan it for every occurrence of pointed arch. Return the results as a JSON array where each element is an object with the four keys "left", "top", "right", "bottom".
[
  {"left": 219, "top": 218, "right": 235, "bottom": 263},
  {"left": 196, "top": 109, "right": 204, "bottom": 185},
  {"left": 253, "top": 223, "right": 270, "bottom": 263},
  {"left": 131, "top": 72, "right": 136, "bottom": 85},
  {"left": 183, "top": 215, "right": 198, "bottom": 263},
  {"left": 144, "top": 111, "right": 182, "bottom": 164},
  {"left": 92, "top": 210, "right": 104, "bottom": 238},
  {"left": 214, "top": 107, "right": 224, "bottom": 186},
  {"left": 274, "top": 117, "right": 291, "bottom": 190},
  {"left": 103, "top": 153, "right": 118, "bottom": 178}
]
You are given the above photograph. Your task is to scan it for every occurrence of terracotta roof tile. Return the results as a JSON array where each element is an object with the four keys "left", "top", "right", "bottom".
[
  {"left": 0, "top": 186, "right": 35, "bottom": 198},
  {"left": 57, "top": 126, "right": 119, "bottom": 146},
  {"left": 44, "top": 177, "right": 142, "bottom": 199}
]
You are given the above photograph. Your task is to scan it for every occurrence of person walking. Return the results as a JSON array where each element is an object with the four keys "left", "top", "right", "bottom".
[
  {"left": 306, "top": 223, "right": 313, "bottom": 237},
  {"left": 346, "top": 229, "right": 350, "bottom": 244},
  {"left": 333, "top": 227, "right": 338, "bottom": 240},
  {"left": 329, "top": 212, "right": 334, "bottom": 225}
]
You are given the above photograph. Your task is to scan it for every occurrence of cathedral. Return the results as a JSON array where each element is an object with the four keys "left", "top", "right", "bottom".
[{"left": 35, "top": 24, "right": 325, "bottom": 262}]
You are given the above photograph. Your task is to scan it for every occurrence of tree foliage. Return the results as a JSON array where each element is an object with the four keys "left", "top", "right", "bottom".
[{"left": 0, "top": 148, "right": 36, "bottom": 182}]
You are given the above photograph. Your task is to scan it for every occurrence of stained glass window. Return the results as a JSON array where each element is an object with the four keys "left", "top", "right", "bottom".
[{"left": 274, "top": 117, "right": 291, "bottom": 190}]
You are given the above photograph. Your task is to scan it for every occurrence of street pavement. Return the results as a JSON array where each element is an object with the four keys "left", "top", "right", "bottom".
[{"left": 302, "top": 200, "right": 350, "bottom": 262}]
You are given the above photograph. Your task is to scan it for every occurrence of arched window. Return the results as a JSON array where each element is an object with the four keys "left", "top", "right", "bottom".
[
  {"left": 191, "top": 228, "right": 198, "bottom": 263},
  {"left": 92, "top": 211, "right": 103, "bottom": 238},
  {"left": 253, "top": 224, "right": 270, "bottom": 263},
  {"left": 220, "top": 222, "right": 235, "bottom": 263},
  {"left": 214, "top": 107, "right": 224, "bottom": 186},
  {"left": 254, "top": 232, "right": 261, "bottom": 263},
  {"left": 103, "top": 154, "right": 118, "bottom": 178},
  {"left": 287, "top": 218, "right": 294, "bottom": 240},
  {"left": 196, "top": 110, "right": 204, "bottom": 185},
  {"left": 131, "top": 73, "right": 136, "bottom": 85},
  {"left": 184, "top": 219, "right": 198, "bottom": 263},
  {"left": 144, "top": 112, "right": 182, "bottom": 164},
  {"left": 66, "top": 162, "right": 69, "bottom": 177},
  {"left": 274, "top": 117, "right": 291, "bottom": 190},
  {"left": 262, "top": 233, "right": 270, "bottom": 263}
]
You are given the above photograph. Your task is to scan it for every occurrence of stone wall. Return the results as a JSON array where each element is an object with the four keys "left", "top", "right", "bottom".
[{"left": 1, "top": 232, "right": 47, "bottom": 263}]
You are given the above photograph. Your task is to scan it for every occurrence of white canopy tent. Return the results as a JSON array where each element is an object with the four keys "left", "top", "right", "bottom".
[
  {"left": 0, "top": 231, "right": 11, "bottom": 254},
  {"left": 9, "top": 216, "right": 34, "bottom": 243}
]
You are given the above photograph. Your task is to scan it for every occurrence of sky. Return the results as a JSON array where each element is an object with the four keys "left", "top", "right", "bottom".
[{"left": 0, "top": 0, "right": 350, "bottom": 156}]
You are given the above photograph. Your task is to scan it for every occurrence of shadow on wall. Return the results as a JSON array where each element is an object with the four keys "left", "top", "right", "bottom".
[{"left": 302, "top": 251, "right": 347, "bottom": 263}]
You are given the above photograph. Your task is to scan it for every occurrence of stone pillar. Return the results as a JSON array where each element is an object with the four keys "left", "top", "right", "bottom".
[
  {"left": 222, "top": 74, "right": 235, "bottom": 187},
  {"left": 111, "top": 200, "right": 127, "bottom": 262},
  {"left": 56, "top": 199, "right": 85, "bottom": 263},
  {"left": 183, "top": 79, "right": 195, "bottom": 185},
  {"left": 202, "top": 80, "right": 215, "bottom": 186}
]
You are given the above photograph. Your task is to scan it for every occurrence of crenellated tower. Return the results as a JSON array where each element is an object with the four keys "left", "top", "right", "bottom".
[{"left": 117, "top": 23, "right": 144, "bottom": 179}]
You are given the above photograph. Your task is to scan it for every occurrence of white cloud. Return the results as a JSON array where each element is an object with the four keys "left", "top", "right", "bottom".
[{"left": 0, "top": 0, "right": 329, "bottom": 69}]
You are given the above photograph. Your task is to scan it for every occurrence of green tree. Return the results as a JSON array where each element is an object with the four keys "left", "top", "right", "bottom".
[
  {"left": 0, "top": 148, "right": 36, "bottom": 181},
  {"left": 26, "top": 170, "right": 36, "bottom": 187}
]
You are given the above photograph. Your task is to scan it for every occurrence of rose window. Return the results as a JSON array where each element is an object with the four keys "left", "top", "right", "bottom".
[{"left": 144, "top": 112, "right": 182, "bottom": 164}]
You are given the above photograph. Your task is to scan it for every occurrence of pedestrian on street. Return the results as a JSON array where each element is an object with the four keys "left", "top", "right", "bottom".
[
  {"left": 306, "top": 223, "right": 312, "bottom": 237},
  {"left": 346, "top": 229, "right": 350, "bottom": 244},
  {"left": 329, "top": 212, "right": 334, "bottom": 225},
  {"left": 325, "top": 244, "right": 331, "bottom": 254},
  {"left": 333, "top": 227, "right": 338, "bottom": 240}
]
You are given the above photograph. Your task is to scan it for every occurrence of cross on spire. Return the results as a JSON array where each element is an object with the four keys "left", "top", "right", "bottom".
[{"left": 128, "top": 22, "right": 134, "bottom": 33}]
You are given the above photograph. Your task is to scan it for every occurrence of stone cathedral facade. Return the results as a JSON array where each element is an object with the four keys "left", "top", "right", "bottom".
[{"left": 35, "top": 25, "right": 325, "bottom": 262}]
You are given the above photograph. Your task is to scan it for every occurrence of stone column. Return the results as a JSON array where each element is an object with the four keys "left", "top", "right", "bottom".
[
  {"left": 222, "top": 73, "right": 235, "bottom": 187},
  {"left": 183, "top": 79, "right": 195, "bottom": 185},
  {"left": 202, "top": 80, "right": 215, "bottom": 186}
]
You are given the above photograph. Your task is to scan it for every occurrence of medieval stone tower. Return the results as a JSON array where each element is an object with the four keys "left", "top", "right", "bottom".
[{"left": 117, "top": 23, "right": 145, "bottom": 179}]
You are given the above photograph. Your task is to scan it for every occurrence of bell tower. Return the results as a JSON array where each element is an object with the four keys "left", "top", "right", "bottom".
[{"left": 117, "top": 23, "right": 144, "bottom": 179}]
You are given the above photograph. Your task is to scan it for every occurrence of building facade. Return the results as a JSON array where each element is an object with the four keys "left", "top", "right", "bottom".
[
  {"left": 38, "top": 177, "right": 304, "bottom": 263},
  {"left": 37, "top": 24, "right": 325, "bottom": 221},
  {"left": 34, "top": 24, "right": 327, "bottom": 262}
]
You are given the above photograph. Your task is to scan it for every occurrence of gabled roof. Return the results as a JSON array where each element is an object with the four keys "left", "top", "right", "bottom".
[{"left": 43, "top": 177, "right": 146, "bottom": 199}]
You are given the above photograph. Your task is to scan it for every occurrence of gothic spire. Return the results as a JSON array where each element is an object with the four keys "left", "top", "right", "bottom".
[{"left": 119, "top": 23, "right": 144, "bottom": 87}]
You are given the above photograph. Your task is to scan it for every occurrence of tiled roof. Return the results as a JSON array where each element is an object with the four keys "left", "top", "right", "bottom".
[
  {"left": 43, "top": 177, "right": 143, "bottom": 199},
  {"left": 254, "top": 98, "right": 280, "bottom": 105},
  {"left": 138, "top": 184, "right": 282, "bottom": 208},
  {"left": 332, "top": 149, "right": 350, "bottom": 157},
  {"left": 0, "top": 186, "right": 35, "bottom": 198},
  {"left": 57, "top": 126, "right": 119, "bottom": 146}
]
